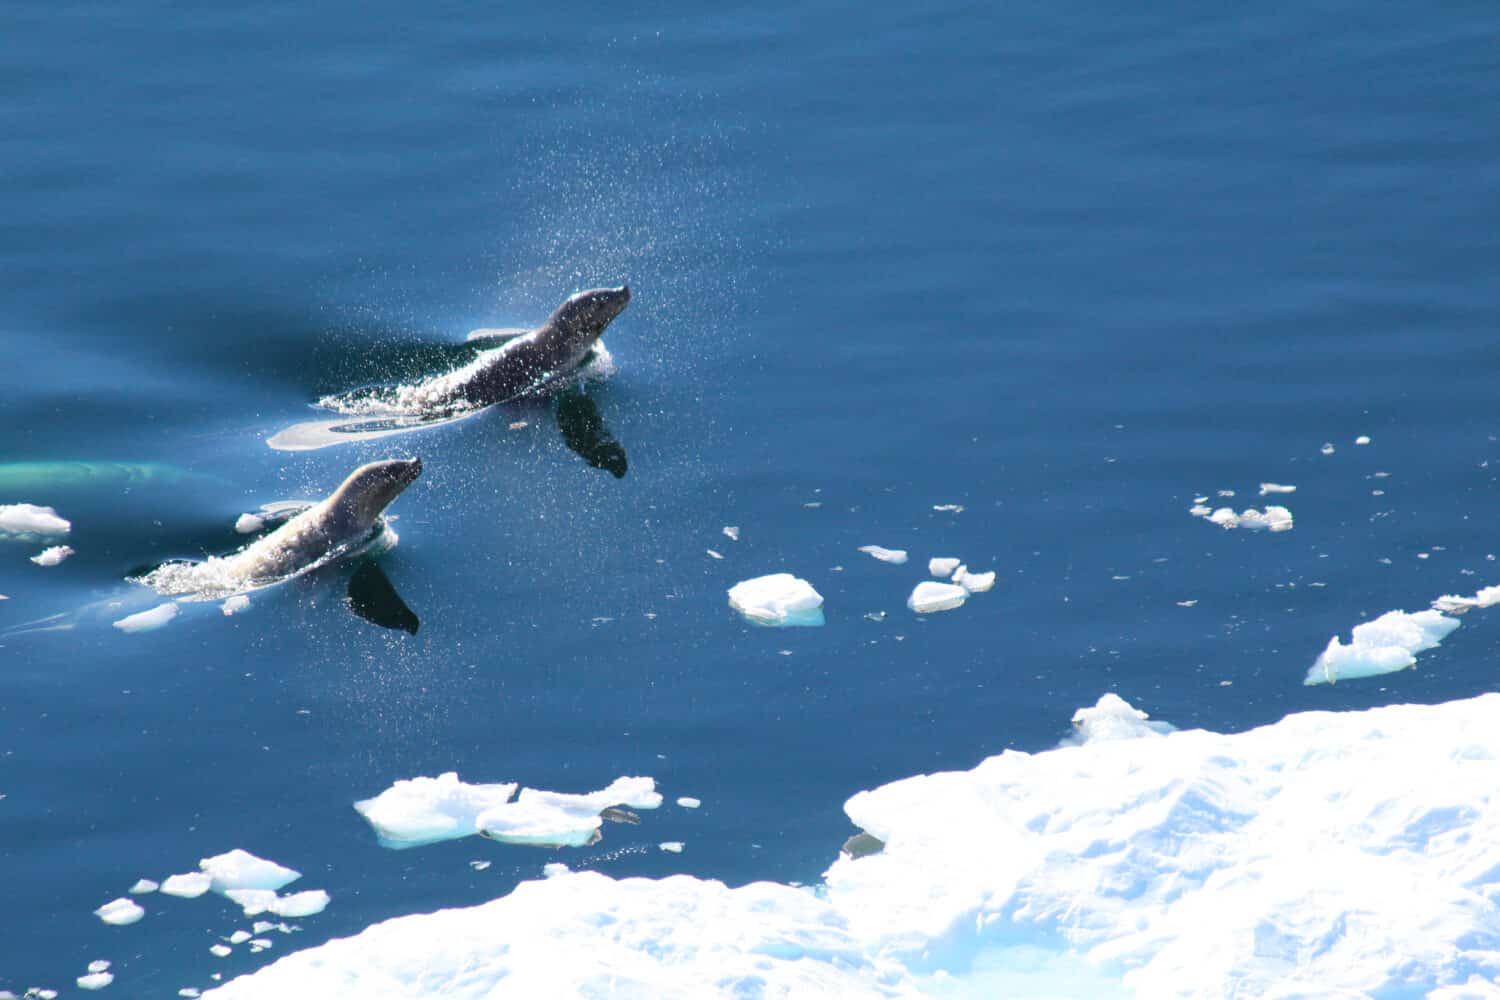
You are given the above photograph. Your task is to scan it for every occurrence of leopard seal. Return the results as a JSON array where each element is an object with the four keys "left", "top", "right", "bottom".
[
  {"left": 140, "top": 458, "right": 422, "bottom": 598},
  {"left": 403, "top": 286, "right": 630, "bottom": 412}
]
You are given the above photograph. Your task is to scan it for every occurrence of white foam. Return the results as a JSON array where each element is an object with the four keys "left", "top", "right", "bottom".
[
  {"left": 1305, "top": 608, "right": 1461, "bottom": 685},
  {"left": 928, "top": 557, "right": 961, "bottom": 577},
  {"left": 477, "top": 777, "right": 662, "bottom": 849},
  {"left": 129, "top": 879, "right": 159, "bottom": 894},
  {"left": 112, "top": 602, "right": 179, "bottom": 633},
  {"left": 1258, "top": 482, "right": 1296, "bottom": 495},
  {"left": 30, "top": 545, "right": 73, "bottom": 566},
  {"left": 727, "top": 573, "right": 825, "bottom": 627},
  {"left": 95, "top": 898, "right": 144, "bottom": 926},
  {"left": 234, "top": 514, "right": 265, "bottom": 535},
  {"left": 353, "top": 772, "right": 520, "bottom": 848},
  {"left": 199, "top": 849, "right": 301, "bottom": 893},
  {"left": 0, "top": 503, "right": 70, "bottom": 537},
  {"left": 857, "top": 545, "right": 908, "bottom": 565},
  {"left": 221, "top": 595, "right": 251, "bottom": 616},
  {"left": 907, "top": 581, "right": 967, "bottom": 613},
  {"left": 76, "top": 973, "right": 113, "bottom": 990},
  {"left": 952, "top": 567, "right": 995, "bottom": 592},
  {"left": 161, "top": 872, "right": 213, "bottom": 898}
]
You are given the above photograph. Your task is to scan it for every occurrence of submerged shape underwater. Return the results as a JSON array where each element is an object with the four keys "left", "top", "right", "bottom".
[{"left": 3, "top": 1, "right": 1500, "bottom": 997}]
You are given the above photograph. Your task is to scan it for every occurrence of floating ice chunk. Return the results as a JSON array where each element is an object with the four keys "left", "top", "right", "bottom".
[
  {"left": 1430, "top": 584, "right": 1500, "bottom": 616},
  {"left": 659, "top": 842, "right": 684, "bottom": 853},
  {"left": 229, "top": 931, "right": 252, "bottom": 945},
  {"left": 112, "top": 602, "right": 179, "bottom": 633},
  {"left": 676, "top": 797, "right": 701, "bottom": 809},
  {"left": 0, "top": 503, "right": 70, "bottom": 537},
  {"left": 857, "top": 545, "right": 908, "bottom": 565},
  {"left": 222, "top": 595, "right": 250, "bottom": 616},
  {"left": 907, "top": 581, "right": 968, "bottom": 613},
  {"left": 705, "top": 549, "right": 723, "bottom": 560},
  {"left": 1305, "top": 609, "right": 1461, "bottom": 685},
  {"left": 1258, "top": 482, "right": 1296, "bottom": 495},
  {"left": 76, "top": 973, "right": 112, "bottom": 991},
  {"left": 1065, "top": 693, "right": 1175, "bottom": 745},
  {"left": 1356, "top": 435, "right": 1371, "bottom": 445},
  {"left": 179, "top": 990, "right": 201, "bottom": 998},
  {"left": 928, "top": 557, "right": 961, "bottom": 577},
  {"left": 87, "top": 962, "right": 110, "bottom": 974},
  {"left": 210, "top": 944, "right": 232, "bottom": 958},
  {"left": 30, "top": 545, "right": 73, "bottom": 566},
  {"left": 354, "top": 772, "right": 520, "bottom": 848},
  {"left": 727, "top": 573, "right": 825, "bottom": 627},
  {"left": 1321, "top": 442, "right": 1336, "bottom": 455},
  {"left": 469, "top": 860, "right": 491, "bottom": 871},
  {"left": 952, "top": 567, "right": 995, "bottom": 592},
  {"left": 129, "top": 879, "right": 159, "bottom": 894},
  {"left": 199, "top": 849, "right": 300, "bottom": 893},
  {"left": 1197, "top": 506, "right": 1293, "bottom": 532},
  {"left": 477, "top": 777, "right": 662, "bottom": 849},
  {"left": 722, "top": 526, "right": 739, "bottom": 542},
  {"left": 233, "top": 514, "right": 264, "bottom": 534},
  {"left": 932, "top": 503, "right": 964, "bottom": 512},
  {"left": 542, "top": 863, "right": 570, "bottom": 878},
  {"left": 161, "top": 872, "right": 213, "bottom": 898},
  {"left": 225, "top": 889, "right": 329, "bottom": 918},
  {"left": 95, "top": 898, "right": 144, "bottom": 926}
]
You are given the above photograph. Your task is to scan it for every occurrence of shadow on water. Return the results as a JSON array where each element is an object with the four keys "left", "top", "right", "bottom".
[
  {"left": 554, "top": 387, "right": 628, "bottom": 479},
  {"left": 346, "top": 561, "right": 420, "bottom": 635}
]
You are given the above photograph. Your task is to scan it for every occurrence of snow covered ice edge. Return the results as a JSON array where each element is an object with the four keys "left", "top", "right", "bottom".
[{"left": 202, "top": 692, "right": 1500, "bottom": 999}]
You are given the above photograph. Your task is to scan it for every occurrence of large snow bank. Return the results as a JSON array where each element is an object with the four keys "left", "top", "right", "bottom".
[{"left": 204, "top": 694, "right": 1500, "bottom": 999}]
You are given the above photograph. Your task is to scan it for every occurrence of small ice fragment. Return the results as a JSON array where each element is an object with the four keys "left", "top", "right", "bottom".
[
  {"left": 932, "top": 504, "right": 964, "bottom": 513},
  {"left": 858, "top": 545, "right": 908, "bottom": 564},
  {"left": 112, "top": 602, "right": 178, "bottom": 633},
  {"left": 199, "top": 849, "right": 301, "bottom": 893},
  {"left": 76, "top": 973, "right": 112, "bottom": 991},
  {"left": 953, "top": 567, "right": 995, "bottom": 592},
  {"left": 727, "top": 573, "right": 825, "bottom": 627},
  {"left": 252, "top": 921, "right": 275, "bottom": 935},
  {"left": 0, "top": 594, "right": 7, "bottom": 599},
  {"left": 0, "top": 503, "right": 71, "bottom": 536},
  {"left": 1068, "top": 694, "right": 1175, "bottom": 744},
  {"left": 543, "top": 863, "right": 570, "bottom": 878},
  {"left": 1188, "top": 504, "right": 1212, "bottom": 517},
  {"left": 659, "top": 841, "right": 685, "bottom": 853},
  {"left": 221, "top": 595, "right": 250, "bottom": 616},
  {"left": 477, "top": 777, "right": 662, "bottom": 848},
  {"left": 95, "top": 898, "right": 144, "bottom": 926},
  {"left": 863, "top": 611, "right": 886, "bottom": 622},
  {"left": 233, "top": 513, "right": 264, "bottom": 534},
  {"left": 1240, "top": 506, "right": 1294, "bottom": 532},
  {"left": 705, "top": 549, "right": 723, "bottom": 560},
  {"left": 178, "top": 990, "right": 201, "bottom": 998},
  {"left": 803, "top": 501, "right": 822, "bottom": 509},
  {"left": 1217, "top": 490, "right": 1235, "bottom": 498},
  {"left": 87, "top": 962, "right": 110, "bottom": 974},
  {"left": 229, "top": 931, "right": 251, "bottom": 944},
  {"left": 928, "top": 557, "right": 961, "bottom": 577},
  {"left": 209, "top": 944, "right": 232, "bottom": 958},
  {"left": 1208, "top": 508, "right": 1239, "bottom": 528},
  {"left": 160, "top": 873, "right": 212, "bottom": 898},
  {"left": 30, "top": 545, "right": 73, "bottom": 567},
  {"left": 907, "top": 581, "right": 968, "bottom": 614},
  {"left": 129, "top": 879, "right": 159, "bottom": 894},
  {"left": 1176, "top": 600, "right": 1198, "bottom": 607},
  {"left": 270, "top": 890, "right": 329, "bottom": 917},
  {"left": 469, "top": 860, "right": 491, "bottom": 871},
  {"left": 249, "top": 939, "right": 272, "bottom": 950},
  {"left": 353, "top": 772, "right": 520, "bottom": 848},
  {"left": 1304, "top": 609, "right": 1461, "bottom": 685},
  {"left": 1321, "top": 442, "right": 1335, "bottom": 455},
  {"left": 676, "top": 797, "right": 701, "bottom": 809},
  {"left": 722, "top": 526, "right": 740, "bottom": 541},
  {"left": 1356, "top": 435, "right": 1371, "bottom": 445},
  {"left": 508, "top": 421, "right": 528, "bottom": 431},
  {"left": 1259, "top": 483, "right": 1296, "bottom": 495}
]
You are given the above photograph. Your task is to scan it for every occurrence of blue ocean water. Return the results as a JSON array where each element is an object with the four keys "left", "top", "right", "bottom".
[{"left": 3, "top": 1, "right": 1499, "bottom": 993}]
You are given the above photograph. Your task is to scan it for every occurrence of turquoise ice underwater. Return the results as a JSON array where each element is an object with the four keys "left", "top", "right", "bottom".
[{"left": 5, "top": 1, "right": 1500, "bottom": 997}]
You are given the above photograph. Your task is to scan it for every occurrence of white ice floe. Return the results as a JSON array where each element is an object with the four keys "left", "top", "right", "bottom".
[
  {"left": 1063, "top": 693, "right": 1175, "bottom": 745},
  {"left": 225, "top": 889, "right": 329, "bottom": 919},
  {"left": 112, "top": 602, "right": 179, "bottom": 633},
  {"left": 95, "top": 898, "right": 144, "bottom": 926},
  {"left": 1196, "top": 505, "right": 1293, "bottom": 532},
  {"left": 30, "top": 545, "right": 73, "bottom": 566},
  {"left": 199, "top": 849, "right": 301, "bottom": 893},
  {"left": 722, "top": 526, "right": 740, "bottom": 542},
  {"left": 222, "top": 595, "right": 251, "bottom": 616},
  {"left": 1305, "top": 609, "right": 1461, "bottom": 685},
  {"left": 907, "top": 581, "right": 967, "bottom": 614},
  {"left": 161, "top": 872, "right": 213, "bottom": 898},
  {"left": 0, "top": 503, "right": 70, "bottom": 538},
  {"left": 658, "top": 842, "right": 684, "bottom": 854},
  {"left": 951, "top": 566, "right": 994, "bottom": 593},
  {"left": 676, "top": 797, "right": 701, "bottom": 809},
  {"left": 1356, "top": 435, "right": 1372, "bottom": 445},
  {"left": 87, "top": 961, "right": 110, "bottom": 974},
  {"left": 76, "top": 973, "right": 113, "bottom": 990},
  {"left": 210, "top": 944, "right": 232, "bottom": 958},
  {"left": 928, "top": 557, "right": 961, "bottom": 578},
  {"left": 1258, "top": 482, "right": 1296, "bottom": 495},
  {"left": 229, "top": 931, "right": 252, "bottom": 945},
  {"left": 477, "top": 777, "right": 662, "bottom": 849},
  {"left": 858, "top": 545, "right": 908, "bottom": 565},
  {"left": 727, "top": 573, "right": 825, "bottom": 627},
  {"left": 233, "top": 514, "right": 264, "bottom": 535},
  {"left": 200, "top": 694, "right": 1500, "bottom": 1000},
  {"left": 1432, "top": 584, "right": 1500, "bottom": 616},
  {"left": 129, "top": 879, "right": 159, "bottom": 894},
  {"left": 354, "top": 773, "right": 520, "bottom": 848}
]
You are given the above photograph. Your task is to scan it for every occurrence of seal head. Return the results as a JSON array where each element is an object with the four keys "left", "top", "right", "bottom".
[
  {"left": 327, "top": 458, "right": 423, "bottom": 531},
  {"left": 541, "top": 285, "right": 631, "bottom": 364}
]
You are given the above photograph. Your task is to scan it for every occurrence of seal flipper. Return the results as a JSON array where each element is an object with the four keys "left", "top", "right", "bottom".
[
  {"left": 346, "top": 561, "right": 420, "bottom": 634},
  {"left": 554, "top": 387, "right": 628, "bottom": 479}
]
